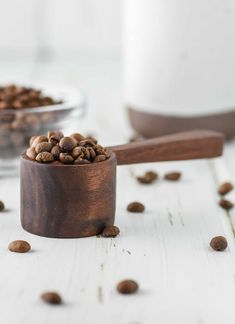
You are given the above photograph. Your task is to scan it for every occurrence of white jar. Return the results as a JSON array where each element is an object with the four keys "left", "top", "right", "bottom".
[{"left": 124, "top": 0, "right": 235, "bottom": 138}]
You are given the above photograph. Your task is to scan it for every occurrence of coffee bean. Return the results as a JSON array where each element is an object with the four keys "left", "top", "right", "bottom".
[
  {"left": 218, "top": 182, "right": 233, "bottom": 196},
  {"left": 35, "top": 142, "right": 52, "bottom": 154},
  {"left": 26, "top": 147, "right": 37, "bottom": 160},
  {"left": 87, "top": 147, "right": 96, "bottom": 160},
  {"left": 127, "top": 201, "right": 145, "bottom": 213},
  {"left": 41, "top": 292, "right": 62, "bottom": 305},
  {"left": 117, "top": 280, "right": 139, "bottom": 294},
  {"left": 59, "top": 137, "right": 76, "bottom": 152},
  {"left": 137, "top": 171, "right": 158, "bottom": 184},
  {"left": 74, "top": 158, "right": 91, "bottom": 165},
  {"left": 31, "top": 135, "right": 48, "bottom": 148},
  {"left": 210, "top": 236, "right": 227, "bottom": 251},
  {"left": 79, "top": 139, "right": 96, "bottom": 147},
  {"left": 29, "top": 135, "right": 37, "bottom": 147},
  {"left": 0, "top": 200, "right": 5, "bottom": 211},
  {"left": 72, "top": 146, "right": 83, "bottom": 159},
  {"left": 59, "top": 153, "right": 74, "bottom": 164},
  {"left": 219, "top": 199, "right": 234, "bottom": 210},
  {"left": 51, "top": 145, "right": 61, "bottom": 160},
  {"left": 48, "top": 130, "right": 64, "bottom": 139},
  {"left": 36, "top": 152, "right": 54, "bottom": 163},
  {"left": 101, "top": 226, "right": 120, "bottom": 237},
  {"left": 70, "top": 133, "right": 85, "bottom": 144},
  {"left": 8, "top": 240, "right": 31, "bottom": 253},
  {"left": 94, "top": 154, "right": 106, "bottom": 163},
  {"left": 164, "top": 172, "right": 181, "bottom": 181}
]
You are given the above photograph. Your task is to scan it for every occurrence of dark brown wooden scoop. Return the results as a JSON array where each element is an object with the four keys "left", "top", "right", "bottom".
[
  {"left": 108, "top": 130, "right": 224, "bottom": 165},
  {"left": 20, "top": 130, "right": 224, "bottom": 238}
]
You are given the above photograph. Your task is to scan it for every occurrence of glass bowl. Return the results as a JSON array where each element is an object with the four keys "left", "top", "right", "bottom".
[{"left": 0, "top": 85, "right": 86, "bottom": 172}]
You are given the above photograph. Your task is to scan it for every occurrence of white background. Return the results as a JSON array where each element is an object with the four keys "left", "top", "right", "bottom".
[{"left": 0, "top": 0, "right": 122, "bottom": 60}]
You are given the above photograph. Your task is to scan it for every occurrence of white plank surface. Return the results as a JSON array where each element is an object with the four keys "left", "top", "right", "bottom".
[{"left": 0, "top": 58, "right": 235, "bottom": 324}]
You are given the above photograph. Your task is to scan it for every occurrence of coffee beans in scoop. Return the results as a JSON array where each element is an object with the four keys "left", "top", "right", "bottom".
[{"left": 26, "top": 131, "right": 110, "bottom": 164}]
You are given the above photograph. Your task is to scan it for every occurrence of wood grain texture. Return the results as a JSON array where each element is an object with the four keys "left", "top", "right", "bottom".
[
  {"left": 109, "top": 130, "right": 224, "bottom": 165},
  {"left": 20, "top": 153, "right": 117, "bottom": 238}
]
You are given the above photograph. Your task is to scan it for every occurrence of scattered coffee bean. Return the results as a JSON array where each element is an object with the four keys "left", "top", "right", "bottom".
[
  {"left": 0, "top": 200, "right": 5, "bottom": 211},
  {"left": 26, "top": 147, "right": 37, "bottom": 160},
  {"left": 8, "top": 240, "right": 31, "bottom": 253},
  {"left": 36, "top": 152, "right": 54, "bottom": 163},
  {"left": 218, "top": 182, "right": 233, "bottom": 196},
  {"left": 137, "top": 171, "right": 158, "bottom": 184},
  {"left": 164, "top": 172, "right": 181, "bottom": 181},
  {"left": 41, "top": 292, "right": 62, "bottom": 305},
  {"left": 35, "top": 142, "right": 52, "bottom": 154},
  {"left": 219, "top": 199, "right": 234, "bottom": 210},
  {"left": 101, "top": 226, "right": 120, "bottom": 237},
  {"left": 210, "top": 236, "right": 228, "bottom": 251},
  {"left": 59, "top": 136, "right": 76, "bottom": 152},
  {"left": 117, "top": 280, "right": 139, "bottom": 294},
  {"left": 127, "top": 201, "right": 145, "bottom": 213}
]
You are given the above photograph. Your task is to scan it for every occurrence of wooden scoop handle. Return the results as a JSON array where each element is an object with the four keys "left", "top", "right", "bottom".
[{"left": 108, "top": 130, "right": 224, "bottom": 165}]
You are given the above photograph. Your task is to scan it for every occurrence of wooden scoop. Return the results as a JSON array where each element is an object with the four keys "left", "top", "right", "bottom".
[{"left": 20, "top": 130, "right": 224, "bottom": 238}]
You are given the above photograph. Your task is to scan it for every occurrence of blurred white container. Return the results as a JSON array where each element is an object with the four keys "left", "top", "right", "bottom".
[{"left": 124, "top": 0, "right": 235, "bottom": 138}]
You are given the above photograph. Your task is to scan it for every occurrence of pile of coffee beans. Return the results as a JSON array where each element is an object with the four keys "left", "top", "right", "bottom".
[
  {"left": 26, "top": 131, "right": 110, "bottom": 164},
  {"left": 0, "top": 84, "right": 61, "bottom": 110},
  {"left": 0, "top": 84, "right": 64, "bottom": 159}
]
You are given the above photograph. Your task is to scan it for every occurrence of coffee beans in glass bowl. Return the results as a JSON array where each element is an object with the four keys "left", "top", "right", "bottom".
[
  {"left": 25, "top": 131, "right": 110, "bottom": 165},
  {"left": 0, "top": 84, "right": 85, "bottom": 172}
]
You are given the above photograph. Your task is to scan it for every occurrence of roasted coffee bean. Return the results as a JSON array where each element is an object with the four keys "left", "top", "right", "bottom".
[
  {"left": 101, "top": 226, "right": 120, "bottom": 237},
  {"left": 36, "top": 152, "right": 54, "bottom": 163},
  {"left": 79, "top": 139, "right": 96, "bottom": 147},
  {"left": 48, "top": 130, "right": 64, "bottom": 139},
  {"left": 94, "top": 144, "right": 105, "bottom": 155},
  {"left": 94, "top": 154, "right": 106, "bottom": 163},
  {"left": 219, "top": 199, "right": 234, "bottom": 210},
  {"left": 41, "top": 292, "right": 62, "bottom": 305},
  {"left": 29, "top": 135, "right": 37, "bottom": 147},
  {"left": 31, "top": 135, "right": 48, "bottom": 148},
  {"left": 164, "top": 171, "right": 181, "bottom": 181},
  {"left": 210, "top": 236, "right": 228, "bottom": 251},
  {"left": 137, "top": 171, "right": 158, "bottom": 184},
  {"left": 86, "top": 136, "right": 98, "bottom": 144},
  {"left": 26, "top": 147, "right": 37, "bottom": 160},
  {"left": 74, "top": 158, "right": 91, "bottom": 165},
  {"left": 127, "top": 201, "right": 145, "bottom": 213},
  {"left": 8, "top": 240, "right": 31, "bottom": 253},
  {"left": 59, "top": 137, "right": 76, "bottom": 152},
  {"left": 87, "top": 147, "right": 96, "bottom": 160},
  {"left": 117, "top": 280, "right": 139, "bottom": 294},
  {"left": 35, "top": 142, "right": 52, "bottom": 154},
  {"left": 51, "top": 145, "right": 61, "bottom": 160},
  {"left": 0, "top": 200, "right": 5, "bottom": 211},
  {"left": 72, "top": 146, "right": 83, "bottom": 159},
  {"left": 218, "top": 182, "right": 233, "bottom": 196},
  {"left": 59, "top": 153, "right": 74, "bottom": 164},
  {"left": 70, "top": 133, "right": 85, "bottom": 143}
]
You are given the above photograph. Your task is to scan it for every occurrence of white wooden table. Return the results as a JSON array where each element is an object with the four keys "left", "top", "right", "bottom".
[{"left": 1, "top": 57, "right": 235, "bottom": 324}]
